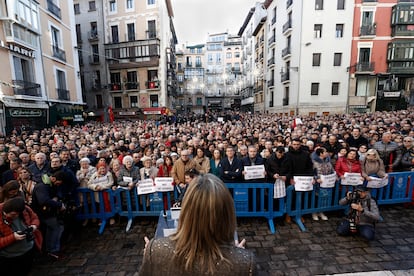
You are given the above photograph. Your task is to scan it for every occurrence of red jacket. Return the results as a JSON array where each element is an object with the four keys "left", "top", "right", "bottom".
[
  {"left": 335, "top": 157, "right": 362, "bottom": 177},
  {"left": 0, "top": 203, "right": 42, "bottom": 251}
]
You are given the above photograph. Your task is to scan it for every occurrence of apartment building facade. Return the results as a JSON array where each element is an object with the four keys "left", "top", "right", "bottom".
[
  {"left": 103, "top": 0, "right": 177, "bottom": 120},
  {"left": 349, "top": 0, "right": 413, "bottom": 112},
  {"left": 0, "top": 0, "right": 82, "bottom": 134}
]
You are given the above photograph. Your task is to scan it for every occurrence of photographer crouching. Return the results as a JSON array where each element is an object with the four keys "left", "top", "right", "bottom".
[
  {"left": 0, "top": 197, "right": 42, "bottom": 276},
  {"left": 337, "top": 185, "right": 380, "bottom": 240}
]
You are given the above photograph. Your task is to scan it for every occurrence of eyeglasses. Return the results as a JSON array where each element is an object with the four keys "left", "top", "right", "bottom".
[{"left": 403, "top": 140, "right": 412, "bottom": 142}]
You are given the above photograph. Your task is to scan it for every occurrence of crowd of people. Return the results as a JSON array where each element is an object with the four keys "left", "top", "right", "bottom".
[{"left": 0, "top": 109, "right": 413, "bottom": 274}]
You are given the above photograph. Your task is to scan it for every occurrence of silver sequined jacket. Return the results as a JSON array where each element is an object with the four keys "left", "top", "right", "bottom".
[{"left": 138, "top": 237, "right": 255, "bottom": 276}]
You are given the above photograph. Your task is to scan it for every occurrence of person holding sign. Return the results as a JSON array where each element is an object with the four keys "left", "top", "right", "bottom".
[
  {"left": 139, "top": 174, "right": 255, "bottom": 275},
  {"left": 361, "top": 149, "right": 387, "bottom": 182},
  {"left": 285, "top": 139, "right": 314, "bottom": 223},
  {"left": 335, "top": 149, "right": 362, "bottom": 182},
  {"left": 242, "top": 145, "right": 265, "bottom": 182},
  {"left": 311, "top": 147, "right": 335, "bottom": 221}
]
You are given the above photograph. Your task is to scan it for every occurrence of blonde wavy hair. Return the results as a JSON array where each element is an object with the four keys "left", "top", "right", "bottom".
[{"left": 171, "top": 173, "right": 236, "bottom": 274}]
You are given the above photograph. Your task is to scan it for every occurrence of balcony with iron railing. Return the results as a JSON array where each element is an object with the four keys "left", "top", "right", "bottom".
[
  {"left": 89, "top": 55, "right": 100, "bottom": 64},
  {"left": 282, "top": 19, "right": 292, "bottom": 34},
  {"left": 52, "top": 45, "right": 66, "bottom": 62},
  {"left": 268, "top": 35, "right": 275, "bottom": 45},
  {"left": 267, "top": 56, "right": 275, "bottom": 67},
  {"left": 356, "top": 61, "right": 375, "bottom": 72},
  {"left": 109, "top": 83, "right": 122, "bottom": 91},
  {"left": 267, "top": 79, "right": 275, "bottom": 87},
  {"left": 13, "top": 80, "right": 41, "bottom": 97},
  {"left": 47, "top": 0, "right": 61, "bottom": 19},
  {"left": 125, "top": 82, "right": 139, "bottom": 90},
  {"left": 186, "top": 62, "right": 192, "bottom": 67},
  {"left": 104, "top": 39, "right": 160, "bottom": 64},
  {"left": 146, "top": 80, "right": 160, "bottom": 90},
  {"left": 360, "top": 24, "right": 376, "bottom": 36},
  {"left": 286, "top": 0, "right": 293, "bottom": 9},
  {"left": 281, "top": 71, "right": 290, "bottom": 82},
  {"left": 282, "top": 47, "right": 291, "bottom": 59},
  {"left": 88, "top": 30, "right": 99, "bottom": 41},
  {"left": 362, "top": 0, "right": 377, "bottom": 2},
  {"left": 57, "top": 88, "right": 70, "bottom": 101}
]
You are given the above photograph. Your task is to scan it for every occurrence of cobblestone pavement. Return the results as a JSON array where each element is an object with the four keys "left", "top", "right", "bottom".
[{"left": 31, "top": 204, "right": 414, "bottom": 276}]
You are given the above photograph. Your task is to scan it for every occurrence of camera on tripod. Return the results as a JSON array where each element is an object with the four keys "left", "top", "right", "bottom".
[
  {"left": 348, "top": 190, "right": 362, "bottom": 233},
  {"left": 17, "top": 226, "right": 34, "bottom": 241}
]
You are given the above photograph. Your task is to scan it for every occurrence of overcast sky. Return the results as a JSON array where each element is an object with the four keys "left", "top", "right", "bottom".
[{"left": 172, "top": 0, "right": 258, "bottom": 47}]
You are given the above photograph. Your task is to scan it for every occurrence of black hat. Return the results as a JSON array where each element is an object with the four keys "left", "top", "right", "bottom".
[
  {"left": 355, "top": 185, "right": 368, "bottom": 192},
  {"left": 276, "top": 146, "right": 285, "bottom": 153}
]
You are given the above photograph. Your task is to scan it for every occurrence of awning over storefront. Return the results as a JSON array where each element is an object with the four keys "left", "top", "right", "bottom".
[{"left": 0, "top": 97, "right": 48, "bottom": 109}]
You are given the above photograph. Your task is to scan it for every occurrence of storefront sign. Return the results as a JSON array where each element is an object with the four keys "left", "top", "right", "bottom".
[
  {"left": 0, "top": 40, "right": 35, "bottom": 58},
  {"left": 384, "top": 91, "right": 400, "bottom": 97},
  {"left": 73, "top": 114, "right": 84, "bottom": 122},
  {"left": 9, "top": 109, "right": 43, "bottom": 117},
  {"left": 119, "top": 111, "right": 135, "bottom": 116}
]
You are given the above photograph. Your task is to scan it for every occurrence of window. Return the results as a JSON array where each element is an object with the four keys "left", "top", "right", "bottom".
[
  {"left": 127, "top": 23, "right": 135, "bottom": 41},
  {"left": 74, "top": 3, "right": 80, "bottom": 14},
  {"left": 114, "top": 96, "right": 122, "bottom": 108},
  {"left": 313, "top": 53, "right": 321, "bottom": 66},
  {"left": 216, "top": 53, "right": 221, "bottom": 64},
  {"left": 195, "top": 56, "right": 201, "bottom": 67},
  {"left": 147, "top": 20, "right": 156, "bottom": 38},
  {"left": 110, "top": 72, "right": 121, "bottom": 84},
  {"left": 126, "top": 0, "right": 133, "bottom": 9},
  {"left": 315, "top": 0, "right": 323, "bottom": 10},
  {"left": 90, "top": 22, "right": 98, "bottom": 38},
  {"left": 332, "top": 82, "right": 339, "bottom": 95},
  {"left": 130, "top": 96, "right": 138, "bottom": 107},
  {"left": 89, "top": 1, "right": 96, "bottom": 11},
  {"left": 314, "top": 24, "right": 322, "bottom": 38},
  {"left": 91, "top": 44, "right": 99, "bottom": 63},
  {"left": 13, "top": 56, "right": 34, "bottom": 83},
  {"left": 336, "top": 24, "right": 344, "bottom": 38},
  {"left": 150, "top": 94, "right": 158, "bottom": 107},
  {"left": 96, "top": 95, "right": 103, "bottom": 108},
  {"left": 235, "top": 52, "right": 240, "bottom": 58},
  {"left": 334, "top": 53, "right": 342, "bottom": 66},
  {"left": 76, "top": 24, "right": 82, "bottom": 42},
  {"left": 311, "top": 83, "right": 319, "bottom": 95},
  {"left": 208, "top": 54, "right": 213, "bottom": 63},
  {"left": 56, "top": 69, "right": 69, "bottom": 100},
  {"left": 337, "top": 0, "right": 345, "bottom": 10},
  {"left": 111, "top": 25, "right": 119, "bottom": 43},
  {"left": 127, "top": 71, "right": 137, "bottom": 82},
  {"left": 109, "top": 0, "right": 116, "bottom": 12},
  {"left": 226, "top": 52, "right": 232, "bottom": 58},
  {"left": 147, "top": 0, "right": 155, "bottom": 4}
]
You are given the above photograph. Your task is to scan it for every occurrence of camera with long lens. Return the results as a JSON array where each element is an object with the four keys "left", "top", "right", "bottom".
[
  {"left": 17, "top": 226, "right": 34, "bottom": 241},
  {"left": 348, "top": 190, "right": 361, "bottom": 233}
]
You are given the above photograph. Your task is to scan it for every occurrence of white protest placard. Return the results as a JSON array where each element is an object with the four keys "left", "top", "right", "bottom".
[
  {"left": 244, "top": 165, "right": 266, "bottom": 180},
  {"left": 217, "top": 117, "right": 223, "bottom": 122},
  {"left": 320, "top": 173, "right": 337, "bottom": 188},
  {"left": 341, "top": 173, "right": 363, "bottom": 186},
  {"left": 170, "top": 207, "right": 181, "bottom": 220},
  {"left": 273, "top": 178, "right": 286, "bottom": 198},
  {"left": 294, "top": 176, "right": 314, "bottom": 191},
  {"left": 137, "top": 179, "right": 155, "bottom": 195},
  {"left": 366, "top": 176, "right": 388, "bottom": 189},
  {"left": 154, "top": 177, "right": 174, "bottom": 192},
  {"left": 123, "top": 176, "right": 133, "bottom": 183}
]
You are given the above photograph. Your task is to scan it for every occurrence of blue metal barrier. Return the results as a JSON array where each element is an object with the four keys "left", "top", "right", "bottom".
[
  {"left": 285, "top": 184, "right": 348, "bottom": 231},
  {"left": 75, "top": 188, "right": 118, "bottom": 234},
  {"left": 373, "top": 171, "right": 414, "bottom": 205},
  {"left": 226, "top": 183, "right": 275, "bottom": 234},
  {"left": 74, "top": 172, "right": 414, "bottom": 234},
  {"left": 115, "top": 188, "right": 175, "bottom": 232}
]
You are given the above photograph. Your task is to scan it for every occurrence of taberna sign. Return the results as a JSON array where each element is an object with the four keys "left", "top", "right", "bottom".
[
  {"left": 0, "top": 40, "right": 36, "bottom": 58},
  {"left": 9, "top": 109, "right": 43, "bottom": 117}
]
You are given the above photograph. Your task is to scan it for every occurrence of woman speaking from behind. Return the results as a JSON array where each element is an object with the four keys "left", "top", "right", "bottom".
[{"left": 139, "top": 173, "right": 255, "bottom": 276}]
